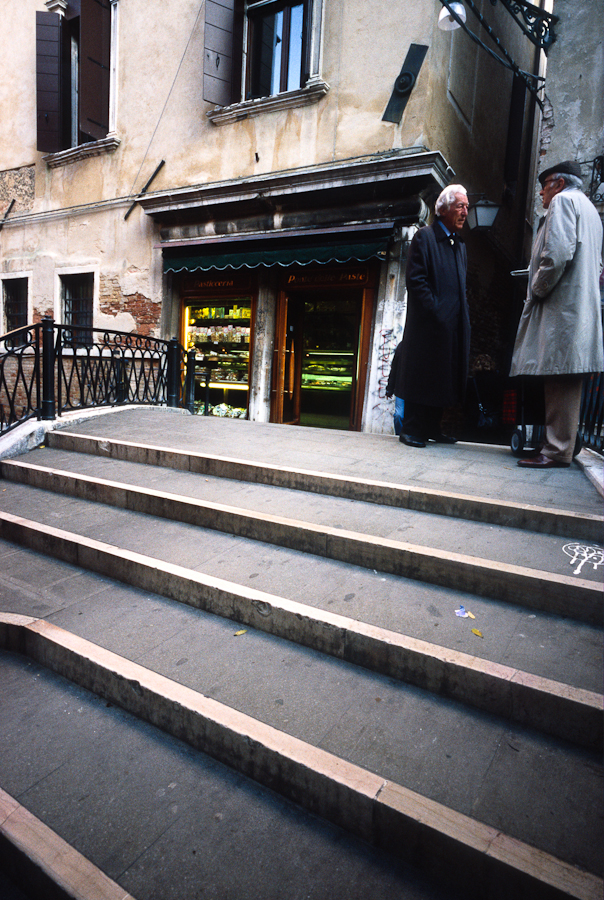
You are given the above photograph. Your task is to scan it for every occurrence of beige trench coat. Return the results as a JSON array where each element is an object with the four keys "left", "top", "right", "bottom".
[{"left": 510, "top": 187, "right": 603, "bottom": 376}]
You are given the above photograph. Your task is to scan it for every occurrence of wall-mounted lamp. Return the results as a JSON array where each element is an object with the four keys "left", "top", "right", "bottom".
[
  {"left": 438, "top": 0, "right": 557, "bottom": 52},
  {"left": 438, "top": 2, "right": 466, "bottom": 31},
  {"left": 467, "top": 198, "right": 501, "bottom": 231},
  {"left": 436, "top": 0, "right": 556, "bottom": 108}
]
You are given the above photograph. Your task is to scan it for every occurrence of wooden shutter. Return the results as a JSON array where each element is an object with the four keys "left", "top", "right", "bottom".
[
  {"left": 204, "top": 0, "right": 243, "bottom": 106},
  {"left": 79, "top": 0, "right": 111, "bottom": 141},
  {"left": 36, "top": 11, "right": 63, "bottom": 153}
]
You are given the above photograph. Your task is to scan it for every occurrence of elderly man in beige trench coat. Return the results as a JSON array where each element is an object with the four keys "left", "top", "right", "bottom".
[{"left": 510, "top": 160, "right": 604, "bottom": 468}]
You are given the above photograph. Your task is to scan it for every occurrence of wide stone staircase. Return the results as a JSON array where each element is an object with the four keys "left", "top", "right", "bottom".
[{"left": 0, "top": 408, "right": 602, "bottom": 900}]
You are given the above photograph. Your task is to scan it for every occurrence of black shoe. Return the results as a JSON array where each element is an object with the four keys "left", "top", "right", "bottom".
[
  {"left": 399, "top": 433, "right": 426, "bottom": 448},
  {"left": 428, "top": 433, "right": 457, "bottom": 444}
]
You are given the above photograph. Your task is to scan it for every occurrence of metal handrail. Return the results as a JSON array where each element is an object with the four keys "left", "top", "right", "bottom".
[
  {"left": 0, "top": 323, "right": 42, "bottom": 435},
  {"left": 2, "top": 318, "right": 602, "bottom": 451},
  {"left": 579, "top": 372, "right": 604, "bottom": 455},
  {"left": 1, "top": 318, "right": 189, "bottom": 437}
]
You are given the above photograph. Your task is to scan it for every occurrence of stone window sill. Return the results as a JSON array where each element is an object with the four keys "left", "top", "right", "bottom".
[
  {"left": 43, "top": 134, "right": 121, "bottom": 169},
  {"left": 206, "top": 76, "right": 329, "bottom": 126}
]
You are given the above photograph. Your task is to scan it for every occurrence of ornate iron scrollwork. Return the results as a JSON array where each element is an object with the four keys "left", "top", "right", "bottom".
[{"left": 490, "top": 0, "right": 558, "bottom": 54}]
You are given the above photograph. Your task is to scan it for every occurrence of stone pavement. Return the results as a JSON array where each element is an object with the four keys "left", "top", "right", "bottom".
[{"left": 0, "top": 406, "right": 602, "bottom": 900}]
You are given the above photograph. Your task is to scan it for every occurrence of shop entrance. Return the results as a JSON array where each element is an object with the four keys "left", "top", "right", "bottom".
[{"left": 272, "top": 284, "right": 369, "bottom": 430}]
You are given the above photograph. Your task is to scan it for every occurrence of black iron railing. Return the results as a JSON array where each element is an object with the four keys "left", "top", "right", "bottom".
[
  {"left": 0, "top": 323, "right": 41, "bottom": 434},
  {"left": 1, "top": 318, "right": 603, "bottom": 452},
  {"left": 579, "top": 372, "right": 604, "bottom": 455},
  {"left": 1, "top": 318, "right": 189, "bottom": 437}
]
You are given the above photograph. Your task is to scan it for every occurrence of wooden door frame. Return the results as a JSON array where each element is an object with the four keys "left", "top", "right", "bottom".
[{"left": 270, "top": 262, "right": 378, "bottom": 429}]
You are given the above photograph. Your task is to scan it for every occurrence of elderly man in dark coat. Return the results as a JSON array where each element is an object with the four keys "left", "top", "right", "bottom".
[{"left": 396, "top": 184, "right": 470, "bottom": 447}]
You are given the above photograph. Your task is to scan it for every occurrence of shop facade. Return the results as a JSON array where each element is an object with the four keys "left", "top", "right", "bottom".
[{"left": 144, "top": 151, "right": 445, "bottom": 433}]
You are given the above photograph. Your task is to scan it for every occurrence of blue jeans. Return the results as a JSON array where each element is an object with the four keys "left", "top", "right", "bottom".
[{"left": 394, "top": 396, "right": 405, "bottom": 436}]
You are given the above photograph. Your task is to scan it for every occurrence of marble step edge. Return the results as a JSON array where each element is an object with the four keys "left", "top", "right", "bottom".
[
  {"left": 46, "top": 431, "right": 603, "bottom": 542},
  {"left": 0, "top": 613, "right": 601, "bottom": 900},
  {"left": 1, "top": 459, "right": 601, "bottom": 625},
  {"left": 0, "top": 783, "right": 136, "bottom": 900},
  {"left": 0, "top": 516, "right": 600, "bottom": 752}
]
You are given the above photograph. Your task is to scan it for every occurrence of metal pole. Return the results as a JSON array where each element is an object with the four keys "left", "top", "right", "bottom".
[
  {"left": 166, "top": 337, "right": 182, "bottom": 408},
  {"left": 184, "top": 349, "right": 196, "bottom": 413},
  {"left": 41, "top": 316, "right": 56, "bottom": 420}
]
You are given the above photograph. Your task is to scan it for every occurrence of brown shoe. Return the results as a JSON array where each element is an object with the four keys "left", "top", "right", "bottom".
[{"left": 517, "top": 453, "right": 570, "bottom": 469}]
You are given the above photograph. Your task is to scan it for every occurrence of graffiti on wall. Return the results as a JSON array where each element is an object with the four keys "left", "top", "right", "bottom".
[{"left": 371, "top": 327, "right": 398, "bottom": 422}]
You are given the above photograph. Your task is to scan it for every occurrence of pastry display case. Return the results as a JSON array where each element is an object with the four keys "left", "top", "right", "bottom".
[
  {"left": 184, "top": 301, "right": 252, "bottom": 412},
  {"left": 301, "top": 351, "right": 355, "bottom": 391}
]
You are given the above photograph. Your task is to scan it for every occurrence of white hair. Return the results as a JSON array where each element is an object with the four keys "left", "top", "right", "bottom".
[
  {"left": 551, "top": 173, "right": 583, "bottom": 190},
  {"left": 435, "top": 184, "right": 468, "bottom": 216}
]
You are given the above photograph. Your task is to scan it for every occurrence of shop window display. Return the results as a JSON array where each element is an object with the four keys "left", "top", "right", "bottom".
[{"left": 185, "top": 300, "right": 251, "bottom": 417}]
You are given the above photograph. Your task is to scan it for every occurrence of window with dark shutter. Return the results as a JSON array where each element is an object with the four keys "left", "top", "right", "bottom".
[
  {"left": 62, "top": 273, "right": 94, "bottom": 347},
  {"left": 36, "top": 12, "right": 63, "bottom": 153},
  {"left": 3, "top": 279, "right": 29, "bottom": 346},
  {"left": 36, "top": 0, "right": 111, "bottom": 153},
  {"left": 204, "top": 0, "right": 244, "bottom": 107},
  {"left": 79, "top": 0, "right": 111, "bottom": 142},
  {"left": 247, "top": 1, "right": 310, "bottom": 100}
]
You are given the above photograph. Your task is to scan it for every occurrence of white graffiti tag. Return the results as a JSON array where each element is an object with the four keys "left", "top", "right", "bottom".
[{"left": 562, "top": 543, "right": 604, "bottom": 576}]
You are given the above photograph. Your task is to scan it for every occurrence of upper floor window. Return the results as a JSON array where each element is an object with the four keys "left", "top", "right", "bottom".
[
  {"left": 36, "top": 0, "right": 112, "bottom": 154},
  {"left": 247, "top": 1, "right": 309, "bottom": 100},
  {"left": 204, "top": 0, "right": 323, "bottom": 111}
]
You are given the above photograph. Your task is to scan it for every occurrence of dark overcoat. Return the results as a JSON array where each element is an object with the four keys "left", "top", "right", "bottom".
[{"left": 398, "top": 221, "right": 470, "bottom": 407}]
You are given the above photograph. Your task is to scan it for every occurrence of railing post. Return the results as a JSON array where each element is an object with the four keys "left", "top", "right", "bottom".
[
  {"left": 41, "top": 316, "right": 56, "bottom": 420},
  {"left": 166, "top": 337, "right": 182, "bottom": 408},
  {"left": 184, "top": 349, "right": 196, "bottom": 413},
  {"left": 116, "top": 355, "right": 127, "bottom": 403}
]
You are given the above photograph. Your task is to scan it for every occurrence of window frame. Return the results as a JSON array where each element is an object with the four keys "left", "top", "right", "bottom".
[
  {"left": 37, "top": 0, "right": 120, "bottom": 166},
  {"left": 245, "top": 0, "right": 310, "bottom": 101},
  {"left": 205, "top": 0, "right": 327, "bottom": 124},
  {"left": 59, "top": 271, "right": 96, "bottom": 349},
  {"left": 1, "top": 276, "right": 30, "bottom": 342}
]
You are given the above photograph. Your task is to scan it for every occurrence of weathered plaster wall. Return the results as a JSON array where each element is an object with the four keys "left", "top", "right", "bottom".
[
  {"left": 362, "top": 228, "right": 412, "bottom": 435},
  {"left": 537, "top": 0, "right": 604, "bottom": 191},
  {"left": 0, "top": 0, "right": 545, "bottom": 430},
  {"left": 3, "top": 0, "right": 536, "bottom": 214}
]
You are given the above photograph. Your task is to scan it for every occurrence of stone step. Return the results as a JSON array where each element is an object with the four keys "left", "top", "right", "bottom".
[
  {"left": 1, "top": 612, "right": 602, "bottom": 900},
  {"left": 14, "top": 445, "right": 604, "bottom": 586},
  {"left": 1, "top": 457, "right": 601, "bottom": 625},
  {"left": 1, "top": 412, "right": 601, "bottom": 899},
  {"left": 2, "top": 477, "right": 600, "bottom": 701},
  {"left": 0, "top": 636, "right": 456, "bottom": 900},
  {"left": 1, "top": 510, "right": 600, "bottom": 751},
  {"left": 0, "top": 785, "right": 136, "bottom": 900},
  {"left": 47, "top": 430, "right": 602, "bottom": 541}
]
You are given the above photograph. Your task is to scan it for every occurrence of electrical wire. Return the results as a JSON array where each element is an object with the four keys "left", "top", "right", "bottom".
[
  {"left": 128, "top": 0, "right": 205, "bottom": 197},
  {"left": 439, "top": 0, "right": 545, "bottom": 107}
]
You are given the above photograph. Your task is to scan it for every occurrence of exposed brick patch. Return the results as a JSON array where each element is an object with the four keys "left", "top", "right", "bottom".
[
  {"left": 0, "top": 166, "right": 35, "bottom": 215},
  {"left": 99, "top": 276, "right": 161, "bottom": 337}
]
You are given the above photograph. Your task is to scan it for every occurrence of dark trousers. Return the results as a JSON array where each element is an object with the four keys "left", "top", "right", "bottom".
[{"left": 402, "top": 400, "right": 443, "bottom": 440}]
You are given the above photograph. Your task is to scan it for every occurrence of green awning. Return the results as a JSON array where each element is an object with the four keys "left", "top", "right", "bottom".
[{"left": 163, "top": 239, "right": 389, "bottom": 273}]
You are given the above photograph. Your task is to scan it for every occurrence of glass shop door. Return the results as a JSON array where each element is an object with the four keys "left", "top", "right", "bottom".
[{"left": 271, "top": 288, "right": 364, "bottom": 430}]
